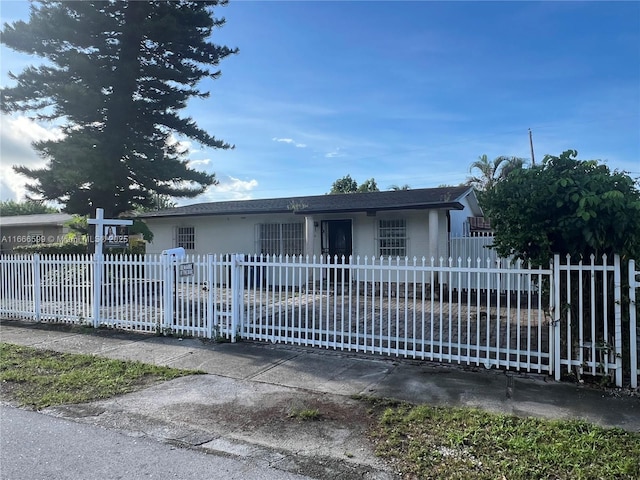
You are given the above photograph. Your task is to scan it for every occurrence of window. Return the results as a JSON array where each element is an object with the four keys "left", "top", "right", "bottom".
[
  {"left": 257, "top": 223, "right": 304, "bottom": 256},
  {"left": 378, "top": 219, "right": 407, "bottom": 257},
  {"left": 27, "top": 230, "right": 45, "bottom": 244},
  {"left": 176, "top": 226, "right": 195, "bottom": 250}
]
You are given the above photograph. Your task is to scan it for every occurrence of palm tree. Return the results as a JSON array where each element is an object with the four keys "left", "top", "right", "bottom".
[
  {"left": 389, "top": 184, "right": 411, "bottom": 191},
  {"left": 467, "top": 155, "right": 526, "bottom": 191},
  {"left": 498, "top": 156, "right": 526, "bottom": 179}
]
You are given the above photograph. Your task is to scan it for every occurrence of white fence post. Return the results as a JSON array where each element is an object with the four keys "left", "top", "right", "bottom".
[
  {"left": 207, "top": 254, "right": 215, "bottom": 338},
  {"left": 613, "top": 255, "right": 623, "bottom": 387},
  {"left": 162, "top": 252, "right": 173, "bottom": 333},
  {"left": 630, "top": 259, "right": 638, "bottom": 389},
  {"left": 229, "top": 253, "right": 243, "bottom": 342},
  {"left": 33, "top": 253, "right": 41, "bottom": 322},
  {"left": 553, "top": 254, "right": 561, "bottom": 381},
  {"left": 91, "top": 252, "right": 103, "bottom": 328}
]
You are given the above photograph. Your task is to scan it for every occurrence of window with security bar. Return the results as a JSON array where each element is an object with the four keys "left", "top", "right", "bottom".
[
  {"left": 257, "top": 223, "right": 304, "bottom": 256},
  {"left": 176, "top": 226, "right": 195, "bottom": 250},
  {"left": 378, "top": 219, "right": 407, "bottom": 257}
]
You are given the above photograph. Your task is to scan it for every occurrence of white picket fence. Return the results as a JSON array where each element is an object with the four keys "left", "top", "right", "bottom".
[
  {"left": 237, "top": 255, "right": 553, "bottom": 375},
  {"left": 0, "top": 252, "right": 638, "bottom": 387}
]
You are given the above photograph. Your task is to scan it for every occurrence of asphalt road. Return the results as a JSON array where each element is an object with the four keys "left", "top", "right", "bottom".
[{"left": 0, "top": 406, "right": 312, "bottom": 480}]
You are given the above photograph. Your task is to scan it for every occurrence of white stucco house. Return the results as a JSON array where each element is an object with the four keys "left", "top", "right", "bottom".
[
  {"left": 137, "top": 186, "right": 483, "bottom": 261},
  {"left": 0, "top": 213, "right": 74, "bottom": 253}
]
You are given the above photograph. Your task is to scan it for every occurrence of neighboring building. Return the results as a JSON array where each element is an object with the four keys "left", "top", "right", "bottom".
[
  {"left": 137, "top": 186, "right": 484, "bottom": 261},
  {"left": 0, "top": 213, "right": 73, "bottom": 253},
  {"left": 466, "top": 215, "right": 493, "bottom": 236},
  {"left": 448, "top": 189, "right": 486, "bottom": 237}
]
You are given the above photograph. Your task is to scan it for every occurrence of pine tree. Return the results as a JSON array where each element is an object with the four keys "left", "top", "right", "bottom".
[
  {"left": 1, "top": 1, "right": 237, "bottom": 216},
  {"left": 0, "top": 200, "right": 58, "bottom": 216}
]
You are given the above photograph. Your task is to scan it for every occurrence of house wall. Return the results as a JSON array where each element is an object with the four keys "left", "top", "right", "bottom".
[
  {"left": 144, "top": 209, "right": 450, "bottom": 260},
  {"left": 0, "top": 225, "right": 68, "bottom": 253},
  {"left": 143, "top": 209, "right": 454, "bottom": 288},
  {"left": 145, "top": 213, "right": 307, "bottom": 256}
]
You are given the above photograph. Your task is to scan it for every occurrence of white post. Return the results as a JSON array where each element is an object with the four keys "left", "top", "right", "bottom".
[
  {"left": 628, "top": 259, "right": 638, "bottom": 389},
  {"left": 305, "top": 216, "right": 315, "bottom": 289},
  {"left": 304, "top": 216, "right": 315, "bottom": 257},
  {"left": 547, "top": 257, "right": 555, "bottom": 376},
  {"left": 428, "top": 210, "right": 439, "bottom": 287},
  {"left": 87, "top": 208, "right": 133, "bottom": 328},
  {"left": 160, "top": 247, "right": 185, "bottom": 334},
  {"left": 553, "top": 254, "right": 561, "bottom": 381},
  {"left": 33, "top": 253, "right": 41, "bottom": 322},
  {"left": 613, "top": 255, "right": 623, "bottom": 387},
  {"left": 207, "top": 254, "right": 215, "bottom": 338},
  {"left": 428, "top": 210, "right": 439, "bottom": 261},
  {"left": 230, "top": 253, "right": 243, "bottom": 342},
  {"left": 162, "top": 252, "right": 173, "bottom": 334},
  {"left": 90, "top": 208, "right": 104, "bottom": 327}
]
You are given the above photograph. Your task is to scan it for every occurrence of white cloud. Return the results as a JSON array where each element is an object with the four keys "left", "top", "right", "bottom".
[
  {"left": 0, "top": 115, "right": 63, "bottom": 201},
  {"left": 272, "top": 137, "right": 307, "bottom": 148},
  {"left": 0, "top": 116, "right": 221, "bottom": 202},
  {"left": 217, "top": 175, "right": 259, "bottom": 194},
  {"left": 325, "top": 147, "right": 345, "bottom": 158},
  {"left": 178, "top": 175, "right": 259, "bottom": 204},
  {"left": 187, "top": 158, "right": 211, "bottom": 168},
  {"left": 273, "top": 137, "right": 294, "bottom": 144},
  {"left": 167, "top": 134, "right": 193, "bottom": 155}
]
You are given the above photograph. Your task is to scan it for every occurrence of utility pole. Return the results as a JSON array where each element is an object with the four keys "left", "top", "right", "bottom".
[{"left": 529, "top": 128, "right": 536, "bottom": 166}]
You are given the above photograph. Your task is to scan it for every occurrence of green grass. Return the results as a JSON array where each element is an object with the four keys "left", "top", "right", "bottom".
[
  {"left": 372, "top": 402, "right": 640, "bottom": 480},
  {"left": 0, "top": 343, "right": 201, "bottom": 409},
  {"left": 288, "top": 407, "right": 322, "bottom": 421},
  {"left": 2, "top": 341, "right": 638, "bottom": 479}
]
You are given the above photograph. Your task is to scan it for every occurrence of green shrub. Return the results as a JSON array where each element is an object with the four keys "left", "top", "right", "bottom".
[
  {"left": 13, "top": 242, "right": 88, "bottom": 255},
  {"left": 12, "top": 238, "right": 146, "bottom": 256}
]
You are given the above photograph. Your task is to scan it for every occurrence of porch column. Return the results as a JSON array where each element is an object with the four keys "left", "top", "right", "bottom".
[
  {"left": 304, "top": 216, "right": 315, "bottom": 258},
  {"left": 428, "top": 209, "right": 439, "bottom": 262}
]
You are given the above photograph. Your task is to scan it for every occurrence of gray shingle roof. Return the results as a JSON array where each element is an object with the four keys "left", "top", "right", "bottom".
[
  {"left": 136, "top": 186, "right": 474, "bottom": 219},
  {"left": 0, "top": 213, "right": 73, "bottom": 227}
]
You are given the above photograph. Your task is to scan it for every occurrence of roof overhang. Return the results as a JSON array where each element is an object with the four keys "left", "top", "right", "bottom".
[
  {"left": 292, "top": 201, "right": 465, "bottom": 215},
  {"left": 138, "top": 201, "right": 465, "bottom": 220},
  {"left": 0, "top": 214, "right": 73, "bottom": 228},
  {"left": 136, "top": 186, "right": 474, "bottom": 221}
]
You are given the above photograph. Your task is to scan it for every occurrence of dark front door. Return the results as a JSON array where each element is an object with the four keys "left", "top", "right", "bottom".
[{"left": 321, "top": 219, "right": 352, "bottom": 283}]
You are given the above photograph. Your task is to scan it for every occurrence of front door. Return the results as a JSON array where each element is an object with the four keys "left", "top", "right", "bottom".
[{"left": 321, "top": 219, "right": 352, "bottom": 282}]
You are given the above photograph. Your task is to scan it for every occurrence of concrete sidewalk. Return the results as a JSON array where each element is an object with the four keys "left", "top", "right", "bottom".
[{"left": 1, "top": 319, "right": 639, "bottom": 478}]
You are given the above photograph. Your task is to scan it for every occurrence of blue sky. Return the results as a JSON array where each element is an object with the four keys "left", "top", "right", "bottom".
[{"left": 1, "top": 1, "right": 639, "bottom": 205}]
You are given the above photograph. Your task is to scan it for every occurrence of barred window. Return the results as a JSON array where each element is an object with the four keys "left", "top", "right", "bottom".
[
  {"left": 176, "top": 226, "right": 195, "bottom": 250},
  {"left": 379, "top": 219, "right": 407, "bottom": 257},
  {"left": 257, "top": 223, "right": 304, "bottom": 256}
]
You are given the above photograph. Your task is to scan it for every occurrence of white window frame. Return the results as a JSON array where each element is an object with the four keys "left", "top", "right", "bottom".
[
  {"left": 378, "top": 219, "right": 407, "bottom": 258},
  {"left": 256, "top": 223, "right": 304, "bottom": 256},
  {"left": 176, "top": 226, "right": 195, "bottom": 251}
]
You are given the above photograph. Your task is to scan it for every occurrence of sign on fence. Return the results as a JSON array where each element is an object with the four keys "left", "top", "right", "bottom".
[{"left": 179, "top": 262, "right": 194, "bottom": 277}]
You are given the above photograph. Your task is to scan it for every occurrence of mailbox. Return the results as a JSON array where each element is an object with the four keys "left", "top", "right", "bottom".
[{"left": 162, "top": 247, "right": 186, "bottom": 259}]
